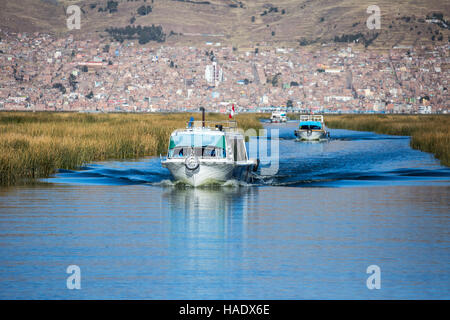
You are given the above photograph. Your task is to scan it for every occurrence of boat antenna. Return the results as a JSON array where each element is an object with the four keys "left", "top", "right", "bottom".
[{"left": 200, "top": 107, "right": 205, "bottom": 128}]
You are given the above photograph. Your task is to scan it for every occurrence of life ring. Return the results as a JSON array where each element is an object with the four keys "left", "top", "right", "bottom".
[{"left": 185, "top": 154, "right": 199, "bottom": 171}]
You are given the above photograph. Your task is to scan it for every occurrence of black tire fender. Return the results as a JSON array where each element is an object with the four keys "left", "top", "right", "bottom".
[
  {"left": 185, "top": 155, "right": 199, "bottom": 171},
  {"left": 252, "top": 159, "right": 260, "bottom": 172}
]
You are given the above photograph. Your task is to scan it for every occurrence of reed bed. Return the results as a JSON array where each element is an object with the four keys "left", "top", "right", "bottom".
[
  {"left": 0, "top": 112, "right": 263, "bottom": 186},
  {"left": 325, "top": 114, "right": 450, "bottom": 166}
]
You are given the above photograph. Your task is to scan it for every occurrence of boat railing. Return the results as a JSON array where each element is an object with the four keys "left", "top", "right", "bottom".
[
  {"left": 188, "top": 120, "right": 238, "bottom": 131},
  {"left": 300, "top": 115, "right": 324, "bottom": 122}
]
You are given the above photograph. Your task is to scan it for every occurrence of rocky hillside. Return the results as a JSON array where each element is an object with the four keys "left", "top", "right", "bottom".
[{"left": 0, "top": 0, "right": 449, "bottom": 48}]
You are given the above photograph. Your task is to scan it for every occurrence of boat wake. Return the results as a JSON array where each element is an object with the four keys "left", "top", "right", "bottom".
[
  {"left": 44, "top": 159, "right": 171, "bottom": 186},
  {"left": 154, "top": 178, "right": 251, "bottom": 188}
]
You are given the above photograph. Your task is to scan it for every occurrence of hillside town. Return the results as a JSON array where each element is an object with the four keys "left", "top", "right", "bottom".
[{"left": 0, "top": 29, "right": 448, "bottom": 114}]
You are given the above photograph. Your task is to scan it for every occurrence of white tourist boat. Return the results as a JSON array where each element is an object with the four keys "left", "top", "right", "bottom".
[
  {"left": 161, "top": 112, "right": 258, "bottom": 187},
  {"left": 270, "top": 109, "right": 287, "bottom": 123},
  {"left": 294, "top": 115, "right": 330, "bottom": 141}
]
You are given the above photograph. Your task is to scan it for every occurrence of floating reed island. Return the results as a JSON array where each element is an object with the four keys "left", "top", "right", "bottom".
[
  {"left": 325, "top": 114, "right": 450, "bottom": 167},
  {"left": 0, "top": 112, "right": 262, "bottom": 186}
]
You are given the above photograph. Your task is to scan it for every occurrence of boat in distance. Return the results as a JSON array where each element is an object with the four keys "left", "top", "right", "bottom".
[
  {"left": 161, "top": 113, "right": 258, "bottom": 187},
  {"left": 270, "top": 109, "right": 287, "bottom": 123},
  {"left": 294, "top": 115, "right": 330, "bottom": 141}
]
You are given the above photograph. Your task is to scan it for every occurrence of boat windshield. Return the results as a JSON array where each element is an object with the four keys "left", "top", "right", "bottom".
[{"left": 168, "top": 133, "right": 226, "bottom": 159}]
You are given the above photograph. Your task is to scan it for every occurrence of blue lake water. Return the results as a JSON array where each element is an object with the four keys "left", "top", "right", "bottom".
[{"left": 0, "top": 123, "right": 449, "bottom": 299}]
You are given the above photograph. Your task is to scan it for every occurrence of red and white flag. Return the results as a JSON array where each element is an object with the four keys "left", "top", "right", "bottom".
[{"left": 229, "top": 104, "right": 235, "bottom": 119}]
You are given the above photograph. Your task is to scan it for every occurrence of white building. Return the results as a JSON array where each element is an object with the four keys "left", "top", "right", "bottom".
[
  {"left": 418, "top": 105, "right": 432, "bottom": 114},
  {"left": 325, "top": 68, "right": 342, "bottom": 73},
  {"left": 324, "top": 95, "right": 352, "bottom": 102},
  {"left": 205, "top": 62, "right": 223, "bottom": 87}
]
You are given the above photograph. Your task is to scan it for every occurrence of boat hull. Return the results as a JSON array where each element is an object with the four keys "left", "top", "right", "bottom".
[
  {"left": 162, "top": 160, "right": 256, "bottom": 186},
  {"left": 294, "top": 130, "right": 327, "bottom": 141}
]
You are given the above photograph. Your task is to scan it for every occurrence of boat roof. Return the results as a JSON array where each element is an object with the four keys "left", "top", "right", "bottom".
[
  {"left": 172, "top": 128, "right": 225, "bottom": 136},
  {"left": 300, "top": 115, "right": 324, "bottom": 122},
  {"left": 171, "top": 120, "right": 242, "bottom": 137}
]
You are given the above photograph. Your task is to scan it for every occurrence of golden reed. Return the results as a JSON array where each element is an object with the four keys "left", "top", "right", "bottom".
[
  {"left": 325, "top": 114, "right": 450, "bottom": 167},
  {"left": 0, "top": 112, "right": 262, "bottom": 185}
]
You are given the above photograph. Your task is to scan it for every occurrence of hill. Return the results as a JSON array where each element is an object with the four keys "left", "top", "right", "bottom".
[{"left": 1, "top": 0, "right": 449, "bottom": 49}]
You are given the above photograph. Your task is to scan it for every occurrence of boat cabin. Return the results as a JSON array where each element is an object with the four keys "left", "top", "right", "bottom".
[
  {"left": 167, "top": 121, "right": 248, "bottom": 162},
  {"left": 298, "top": 115, "right": 324, "bottom": 130}
]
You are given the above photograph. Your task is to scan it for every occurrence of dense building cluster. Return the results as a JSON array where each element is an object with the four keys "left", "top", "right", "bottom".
[{"left": 0, "top": 29, "right": 448, "bottom": 114}]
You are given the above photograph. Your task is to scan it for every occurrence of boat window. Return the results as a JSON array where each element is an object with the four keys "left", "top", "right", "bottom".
[
  {"left": 236, "top": 139, "right": 247, "bottom": 161},
  {"left": 300, "top": 124, "right": 322, "bottom": 130},
  {"left": 202, "top": 146, "right": 225, "bottom": 158},
  {"left": 168, "top": 133, "right": 226, "bottom": 159},
  {"left": 169, "top": 133, "right": 225, "bottom": 149},
  {"left": 168, "top": 146, "right": 226, "bottom": 159},
  {"left": 226, "top": 136, "right": 247, "bottom": 161}
]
